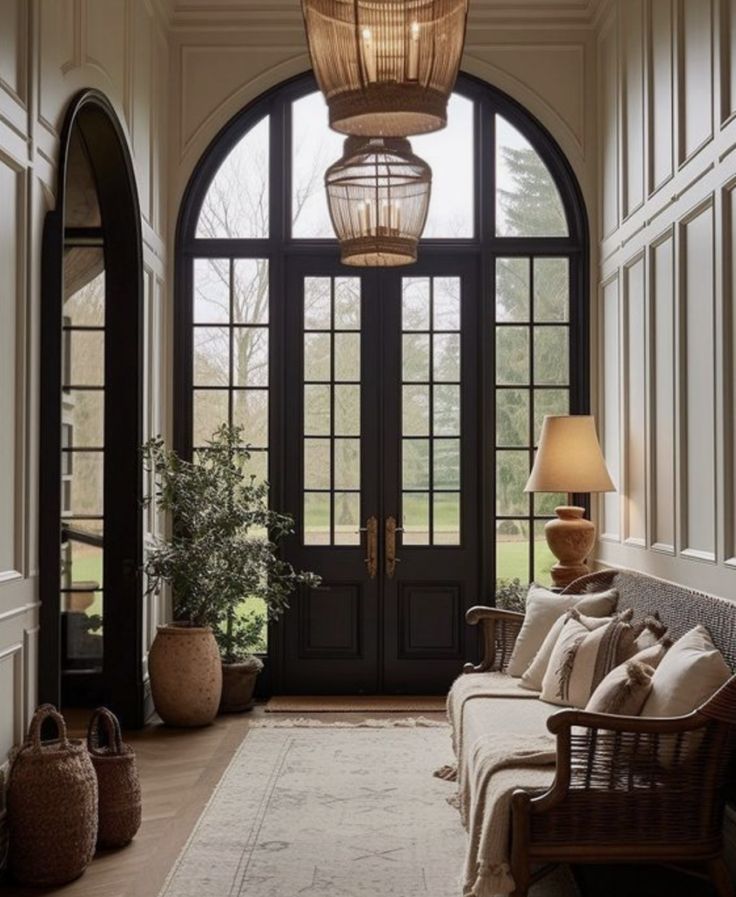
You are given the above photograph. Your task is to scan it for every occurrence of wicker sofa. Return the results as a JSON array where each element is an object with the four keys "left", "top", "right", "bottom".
[{"left": 457, "top": 568, "right": 736, "bottom": 897}]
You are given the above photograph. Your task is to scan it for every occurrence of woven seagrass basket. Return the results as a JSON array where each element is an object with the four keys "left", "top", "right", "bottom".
[
  {"left": 87, "top": 707, "right": 142, "bottom": 848},
  {"left": 8, "top": 704, "right": 98, "bottom": 885}
]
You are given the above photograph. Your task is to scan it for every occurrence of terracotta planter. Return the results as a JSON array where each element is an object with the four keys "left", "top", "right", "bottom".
[
  {"left": 148, "top": 624, "right": 222, "bottom": 727},
  {"left": 219, "top": 656, "right": 263, "bottom": 713}
]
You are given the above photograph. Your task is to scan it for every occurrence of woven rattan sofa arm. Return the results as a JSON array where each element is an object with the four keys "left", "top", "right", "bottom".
[
  {"left": 464, "top": 606, "right": 525, "bottom": 674},
  {"left": 466, "top": 606, "right": 524, "bottom": 625},
  {"left": 545, "top": 707, "right": 705, "bottom": 736}
]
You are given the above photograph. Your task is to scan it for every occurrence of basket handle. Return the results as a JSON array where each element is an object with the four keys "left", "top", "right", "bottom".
[
  {"left": 87, "top": 706, "right": 123, "bottom": 755},
  {"left": 27, "top": 704, "right": 69, "bottom": 753}
]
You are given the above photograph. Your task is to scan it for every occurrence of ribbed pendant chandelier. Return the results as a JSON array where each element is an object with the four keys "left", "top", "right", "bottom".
[
  {"left": 325, "top": 136, "right": 431, "bottom": 266},
  {"left": 302, "top": 0, "right": 469, "bottom": 137}
]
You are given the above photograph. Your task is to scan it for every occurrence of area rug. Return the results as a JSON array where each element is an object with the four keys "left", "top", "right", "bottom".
[
  {"left": 158, "top": 723, "right": 580, "bottom": 897},
  {"left": 265, "top": 694, "right": 448, "bottom": 712}
]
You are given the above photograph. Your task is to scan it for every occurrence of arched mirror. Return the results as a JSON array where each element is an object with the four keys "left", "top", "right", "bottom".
[{"left": 40, "top": 90, "right": 145, "bottom": 726}]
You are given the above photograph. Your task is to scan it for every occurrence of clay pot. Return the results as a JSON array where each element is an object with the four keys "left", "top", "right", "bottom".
[
  {"left": 64, "top": 581, "right": 97, "bottom": 612},
  {"left": 148, "top": 624, "right": 222, "bottom": 727},
  {"left": 219, "top": 656, "right": 263, "bottom": 714}
]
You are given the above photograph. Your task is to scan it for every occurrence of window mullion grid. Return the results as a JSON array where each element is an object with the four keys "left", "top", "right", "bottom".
[
  {"left": 329, "top": 278, "right": 336, "bottom": 545},
  {"left": 528, "top": 257, "right": 535, "bottom": 586},
  {"left": 428, "top": 278, "right": 435, "bottom": 546}
]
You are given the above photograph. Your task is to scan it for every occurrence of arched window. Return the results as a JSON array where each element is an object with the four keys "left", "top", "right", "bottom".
[{"left": 176, "top": 73, "right": 588, "bottom": 689}]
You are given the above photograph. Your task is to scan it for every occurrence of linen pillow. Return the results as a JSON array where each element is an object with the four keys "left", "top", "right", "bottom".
[
  {"left": 540, "top": 611, "right": 633, "bottom": 708},
  {"left": 620, "top": 613, "right": 669, "bottom": 660},
  {"left": 507, "top": 585, "right": 619, "bottom": 678},
  {"left": 520, "top": 601, "right": 626, "bottom": 692},
  {"left": 585, "top": 659, "right": 654, "bottom": 716},
  {"left": 631, "top": 637, "right": 671, "bottom": 671},
  {"left": 641, "top": 625, "right": 731, "bottom": 718},
  {"left": 633, "top": 614, "right": 668, "bottom": 650}
]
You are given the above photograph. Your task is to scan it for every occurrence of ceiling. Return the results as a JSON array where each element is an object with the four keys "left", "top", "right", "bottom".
[{"left": 168, "top": 0, "right": 608, "bottom": 29}]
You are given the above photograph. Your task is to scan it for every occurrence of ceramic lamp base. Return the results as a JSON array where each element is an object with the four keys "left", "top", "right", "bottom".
[{"left": 545, "top": 506, "right": 596, "bottom": 589}]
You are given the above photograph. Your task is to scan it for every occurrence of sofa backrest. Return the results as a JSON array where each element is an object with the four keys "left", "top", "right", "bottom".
[{"left": 565, "top": 568, "right": 736, "bottom": 672}]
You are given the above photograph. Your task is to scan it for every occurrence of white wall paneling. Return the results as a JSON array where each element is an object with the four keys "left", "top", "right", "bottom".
[
  {"left": 678, "top": 0, "right": 715, "bottom": 163},
  {"left": 599, "top": 12, "right": 620, "bottom": 238},
  {"left": 648, "top": 0, "right": 675, "bottom": 193},
  {"left": 649, "top": 228, "right": 676, "bottom": 552},
  {"left": 0, "top": 643, "right": 23, "bottom": 762},
  {"left": 623, "top": 253, "right": 647, "bottom": 545},
  {"left": 0, "top": 154, "right": 24, "bottom": 583},
  {"left": 596, "top": 0, "right": 736, "bottom": 599},
  {"left": 679, "top": 199, "right": 717, "bottom": 562},
  {"left": 722, "top": 0, "right": 736, "bottom": 123},
  {"left": 725, "top": 182, "right": 736, "bottom": 564},
  {"left": 600, "top": 275, "right": 622, "bottom": 541},
  {"left": 622, "top": 0, "right": 645, "bottom": 217},
  {"left": 0, "top": 0, "right": 28, "bottom": 142}
]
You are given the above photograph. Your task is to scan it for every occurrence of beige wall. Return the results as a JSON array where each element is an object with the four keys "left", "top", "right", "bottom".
[
  {"left": 594, "top": 0, "right": 736, "bottom": 598},
  {"left": 0, "top": 0, "right": 169, "bottom": 849}
]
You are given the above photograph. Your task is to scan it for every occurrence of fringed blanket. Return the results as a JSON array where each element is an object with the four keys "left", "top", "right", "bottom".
[
  {"left": 461, "top": 733, "right": 556, "bottom": 897},
  {"left": 445, "top": 673, "right": 540, "bottom": 793}
]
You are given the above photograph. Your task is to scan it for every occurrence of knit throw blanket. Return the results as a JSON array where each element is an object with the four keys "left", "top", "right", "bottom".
[
  {"left": 440, "top": 673, "right": 540, "bottom": 786},
  {"left": 461, "top": 732, "right": 556, "bottom": 897}
]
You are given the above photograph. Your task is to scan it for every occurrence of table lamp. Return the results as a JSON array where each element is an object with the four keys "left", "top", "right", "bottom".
[{"left": 525, "top": 415, "right": 615, "bottom": 589}]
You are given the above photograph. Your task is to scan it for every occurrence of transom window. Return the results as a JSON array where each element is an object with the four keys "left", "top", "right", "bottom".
[{"left": 176, "top": 73, "right": 588, "bottom": 605}]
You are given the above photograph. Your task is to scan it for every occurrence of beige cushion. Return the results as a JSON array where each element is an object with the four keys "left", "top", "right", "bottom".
[
  {"left": 521, "top": 606, "right": 613, "bottom": 691},
  {"left": 620, "top": 613, "right": 669, "bottom": 660},
  {"left": 506, "top": 585, "right": 618, "bottom": 678},
  {"left": 641, "top": 625, "right": 731, "bottom": 718},
  {"left": 585, "top": 659, "right": 654, "bottom": 715},
  {"left": 541, "top": 611, "right": 633, "bottom": 708},
  {"left": 632, "top": 638, "right": 670, "bottom": 670}
]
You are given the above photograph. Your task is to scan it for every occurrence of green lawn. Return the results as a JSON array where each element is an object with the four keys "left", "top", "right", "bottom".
[{"left": 496, "top": 538, "right": 555, "bottom": 586}]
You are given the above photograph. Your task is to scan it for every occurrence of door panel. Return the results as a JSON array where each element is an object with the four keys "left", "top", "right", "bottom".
[
  {"left": 282, "top": 260, "right": 380, "bottom": 692},
  {"left": 381, "top": 260, "right": 479, "bottom": 692},
  {"left": 281, "top": 256, "right": 478, "bottom": 694}
]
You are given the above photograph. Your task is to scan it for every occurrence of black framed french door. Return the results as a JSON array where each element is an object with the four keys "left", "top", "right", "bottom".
[{"left": 281, "top": 253, "right": 480, "bottom": 694}]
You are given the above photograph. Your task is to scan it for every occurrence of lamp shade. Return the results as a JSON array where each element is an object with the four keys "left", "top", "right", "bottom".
[
  {"left": 325, "top": 136, "right": 431, "bottom": 266},
  {"left": 301, "top": 0, "right": 469, "bottom": 137},
  {"left": 525, "top": 415, "right": 615, "bottom": 494}
]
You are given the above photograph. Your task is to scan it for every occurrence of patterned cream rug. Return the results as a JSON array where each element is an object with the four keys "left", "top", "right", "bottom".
[{"left": 158, "top": 721, "right": 580, "bottom": 897}]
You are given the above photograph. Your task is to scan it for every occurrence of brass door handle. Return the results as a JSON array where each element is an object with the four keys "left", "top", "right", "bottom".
[
  {"left": 362, "top": 516, "right": 378, "bottom": 579},
  {"left": 385, "top": 515, "right": 401, "bottom": 578}
]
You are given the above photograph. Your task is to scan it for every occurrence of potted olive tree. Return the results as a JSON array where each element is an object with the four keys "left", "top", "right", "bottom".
[{"left": 143, "top": 425, "right": 317, "bottom": 726}]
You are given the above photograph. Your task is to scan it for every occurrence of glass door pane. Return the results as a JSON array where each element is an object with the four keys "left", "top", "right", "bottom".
[
  {"left": 494, "top": 256, "right": 571, "bottom": 590},
  {"left": 303, "top": 277, "right": 362, "bottom": 546},
  {"left": 61, "top": 246, "right": 105, "bottom": 670},
  {"left": 400, "top": 276, "right": 461, "bottom": 546}
]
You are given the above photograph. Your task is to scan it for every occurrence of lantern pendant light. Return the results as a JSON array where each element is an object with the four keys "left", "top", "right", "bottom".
[
  {"left": 325, "top": 136, "right": 431, "bottom": 266},
  {"left": 302, "top": 0, "right": 469, "bottom": 137}
]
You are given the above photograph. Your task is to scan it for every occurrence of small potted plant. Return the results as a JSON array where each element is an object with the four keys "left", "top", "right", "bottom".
[
  {"left": 143, "top": 424, "right": 316, "bottom": 726},
  {"left": 217, "top": 609, "right": 265, "bottom": 713}
]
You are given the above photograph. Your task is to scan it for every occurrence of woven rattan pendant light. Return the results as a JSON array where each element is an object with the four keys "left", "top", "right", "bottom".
[
  {"left": 326, "top": 136, "right": 431, "bottom": 266},
  {"left": 302, "top": 0, "right": 469, "bottom": 137}
]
